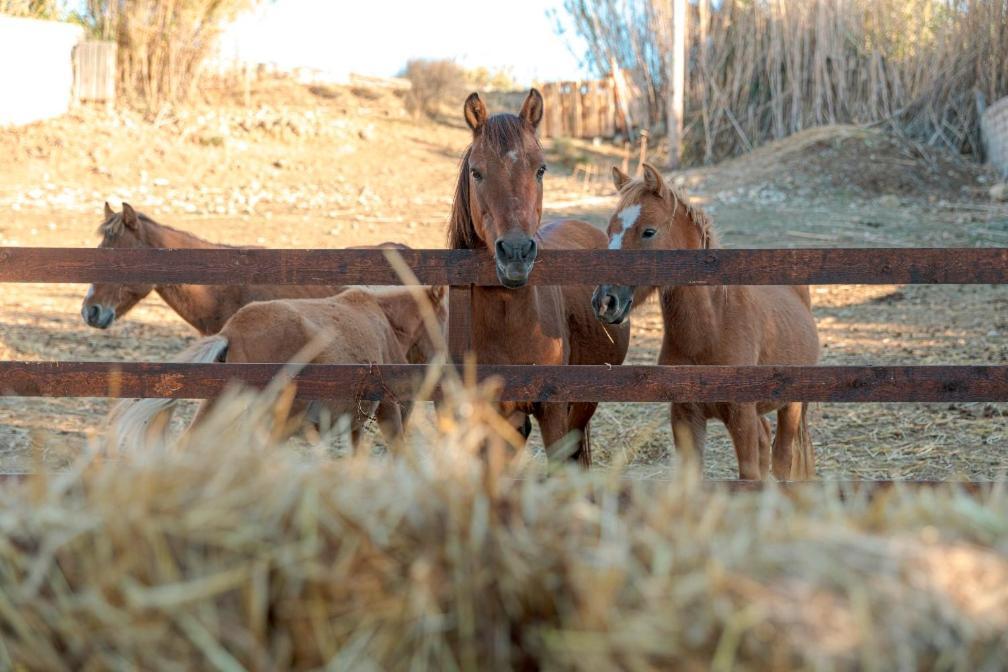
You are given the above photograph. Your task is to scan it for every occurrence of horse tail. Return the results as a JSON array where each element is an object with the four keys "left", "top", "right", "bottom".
[
  {"left": 794, "top": 403, "right": 817, "bottom": 480},
  {"left": 109, "top": 335, "right": 229, "bottom": 449}
]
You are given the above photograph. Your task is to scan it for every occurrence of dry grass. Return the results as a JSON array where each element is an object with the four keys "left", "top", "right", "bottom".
[
  {"left": 565, "top": 0, "right": 1008, "bottom": 163},
  {"left": 693, "top": 0, "right": 1008, "bottom": 162},
  {"left": 1, "top": 373, "right": 1007, "bottom": 670}
]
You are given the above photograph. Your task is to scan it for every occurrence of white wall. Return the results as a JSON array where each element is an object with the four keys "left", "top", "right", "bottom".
[{"left": 0, "top": 15, "right": 84, "bottom": 127}]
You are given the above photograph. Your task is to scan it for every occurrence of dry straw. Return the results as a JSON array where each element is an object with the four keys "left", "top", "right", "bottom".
[{"left": 1, "top": 362, "right": 1007, "bottom": 670}]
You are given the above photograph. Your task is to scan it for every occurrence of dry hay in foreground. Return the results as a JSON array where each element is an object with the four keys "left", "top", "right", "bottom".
[{"left": 0, "top": 375, "right": 1006, "bottom": 671}]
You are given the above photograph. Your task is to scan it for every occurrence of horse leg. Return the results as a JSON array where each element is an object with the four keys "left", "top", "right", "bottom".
[
  {"left": 773, "top": 402, "right": 815, "bottom": 480},
  {"left": 375, "top": 400, "right": 405, "bottom": 453},
  {"left": 758, "top": 416, "right": 773, "bottom": 479},
  {"left": 567, "top": 402, "right": 597, "bottom": 469},
  {"left": 671, "top": 403, "right": 707, "bottom": 474},
  {"left": 499, "top": 402, "right": 532, "bottom": 445},
  {"left": 772, "top": 403, "right": 799, "bottom": 480},
  {"left": 536, "top": 402, "right": 576, "bottom": 464},
  {"left": 724, "top": 403, "right": 762, "bottom": 480}
]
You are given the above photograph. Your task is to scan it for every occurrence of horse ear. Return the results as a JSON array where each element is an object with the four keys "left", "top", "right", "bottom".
[
  {"left": 121, "top": 203, "right": 139, "bottom": 230},
  {"left": 519, "top": 88, "right": 544, "bottom": 130},
  {"left": 611, "top": 165, "right": 631, "bottom": 191},
  {"left": 104, "top": 201, "right": 115, "bottom": 219},
  {"left": 642, "top": 163, "right": 667, "bottom": 198},
  {"left": 463, "top": 92, "right": 487, "bottom": 133}
]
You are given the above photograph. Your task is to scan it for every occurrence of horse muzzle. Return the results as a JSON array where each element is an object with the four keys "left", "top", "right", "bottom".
[
  {"left": 495, "top": 260, "right": 535, "bottom": 288},
  {"left": 82, "top": 304, "right": 115, "bottom": 329},
  {"left": 592, "top": 285, "right": 633, "bottom": 325},
  {"left": 494, "top": 235, "right": 538, "bottom": 289}
]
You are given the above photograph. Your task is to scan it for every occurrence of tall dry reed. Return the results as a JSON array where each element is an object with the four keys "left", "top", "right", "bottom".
[
  {"left": 563, "top": 0, "right": 1008, "bottom": 162},
  {"left": 76, "top": 0, "right": 258, "bottom": 111}
]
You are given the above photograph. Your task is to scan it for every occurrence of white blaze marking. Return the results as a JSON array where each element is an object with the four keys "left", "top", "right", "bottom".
[
  {"left": 85, "top": 285, "right": 95, "bottom": 300},
  {"left": 506, "top": 150, "right": 519, "bottom": 163},
  {"left": 608, "top": 204, "right": 641, "bottom": 250}
]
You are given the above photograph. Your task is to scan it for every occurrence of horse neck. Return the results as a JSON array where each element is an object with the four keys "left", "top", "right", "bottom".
[
  {"left": 153, "top": 284, "right": 237, "bottom": 335},
  {"left": 137, "top": 217, "right": 220, "bottom": 250},
  {"left": 137, "top": 218, "right": 239, "bottom": 335}
]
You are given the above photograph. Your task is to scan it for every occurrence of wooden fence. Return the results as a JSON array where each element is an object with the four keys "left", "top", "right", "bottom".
[
  {"left": 72, "top": 40, "right": 116, "bottom": 109},
  {"left": 540, "top": 80, "right": 620, "bottom": 139},
  {"left": 2, "top": 246, "right": 1007, "bottom": 483}
]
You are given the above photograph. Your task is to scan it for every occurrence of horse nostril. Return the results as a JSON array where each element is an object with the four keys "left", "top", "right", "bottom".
[
  {"left": 87, "top": 305, "right": 100, "bottom": 323},
  {"left": 494, "top": 238, "right": 508, "bottom": 259},
  {"left": 524, "top": 238, "right": 537, "bottom": 260}
]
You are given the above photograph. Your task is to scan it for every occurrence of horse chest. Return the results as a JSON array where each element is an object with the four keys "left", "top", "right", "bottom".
[{"left": 470, "top": 290, "right": 568, "bottom": 365}]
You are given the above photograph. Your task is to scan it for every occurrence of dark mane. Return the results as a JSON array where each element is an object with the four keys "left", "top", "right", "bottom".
[
  {"left": 98, "top": 210, "right": 161, "bottom": 239},
  {"left": 98, "top": 209, "right": 240, "bottom": 248},
  {"left": 447, "top": 113, "right": 539, "bottom": 250}
]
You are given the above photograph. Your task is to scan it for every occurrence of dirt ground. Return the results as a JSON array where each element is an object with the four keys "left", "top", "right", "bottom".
[{"left": 1, "top": 79, "right": 1007, "bottom": 479}]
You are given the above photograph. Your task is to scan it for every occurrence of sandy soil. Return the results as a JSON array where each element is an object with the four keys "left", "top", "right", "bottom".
[{"left": 1, "top": 79, "right": 1007, "bottom": 479}]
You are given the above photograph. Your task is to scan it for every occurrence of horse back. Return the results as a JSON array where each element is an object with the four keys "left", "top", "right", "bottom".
[
  {"left": 220, "top": 295, "right": 391, "bottom": 365},
  {"left": 536, "top": 218, "right": 607, "bottom": 250}
]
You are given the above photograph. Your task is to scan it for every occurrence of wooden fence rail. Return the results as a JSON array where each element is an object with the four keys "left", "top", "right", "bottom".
[
  {"left": 2, "top": 246, "right": 1007, "bottom": 402},
  {"left": 1, "top": 245, "right": 1006, "bottom": 484},
  {"left": 2, "top": 247, "right": 1007, "bottom": 286},
  {"left": 3, "top": 362, "right": 1008, "bottom": 402}
]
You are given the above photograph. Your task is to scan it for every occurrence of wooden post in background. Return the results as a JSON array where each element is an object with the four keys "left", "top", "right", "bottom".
[
  {"left": 571, "top": 81, "right": 584, "bottom": 138},
  {"left": 636, "top": 130, "right": 649, "bottom": 175},
  {"left": 541, "top": 83, "right": 559, "bottom": 138},
  {"left": 448, "top": 285, "right": 472, "bottom": 365},
  {"left": 667, "top": 0, "right": 687, "bottom": 169},
  {"left": 581, "top": 81, "right": 597, "bottom": 138}
]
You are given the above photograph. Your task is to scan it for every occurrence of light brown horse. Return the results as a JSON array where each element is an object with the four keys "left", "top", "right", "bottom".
[
  {"left": 111, "top": 284, "right": 446, "bottom": 450},
  {"left": 82, "top": 203, "right": 407, "bottom": 335},
  {"left": 592, "top": 163, "right": 820, "bottom": 480},
  {"left": 449, "top": 89, "right": 630, "bottom": 467}
]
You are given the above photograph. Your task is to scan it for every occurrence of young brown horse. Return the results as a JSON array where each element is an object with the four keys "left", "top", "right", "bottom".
[
  {"left": 449, "top": 90, "right": 630, "bottom": 466},
  {"left": 592, "top": 163, "right": 820, "bottom": 480},
  {"left": 82, "top": 203, "right": 407, "bottom": 335},
  {"left": 111, "top": 284, "right": 446, "bottom": 450}
]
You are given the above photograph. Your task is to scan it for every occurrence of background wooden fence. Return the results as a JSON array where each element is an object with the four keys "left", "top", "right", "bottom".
[
  {"left": 540, "top": 80, "right": 620, "bottom": 139},
  {"left": 72, "top": 40, "right": 116, "bottom": 109},
  {"left": 2, "top": 246, "right": 1007, "bottom": 482}
]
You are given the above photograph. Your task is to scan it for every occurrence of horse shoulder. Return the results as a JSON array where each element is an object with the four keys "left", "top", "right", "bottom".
[{"left": 325, "top": 293, "right": 400, "bottom": 363}]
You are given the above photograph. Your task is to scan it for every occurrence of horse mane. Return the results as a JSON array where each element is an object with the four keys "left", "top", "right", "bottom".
[
  {"left": 616, "top": 178, "right": 717, "bottom": 250},
  {"left": 446, "top": 113, "right": 540, "bottom": 250},
  {"left": 98, "top": 209, "right": 238, "bottom": 248}
]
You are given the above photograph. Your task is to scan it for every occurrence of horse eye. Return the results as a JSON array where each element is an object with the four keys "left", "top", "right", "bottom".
[
  {"left": 536, "top": 165, "right": 547, "bottom": 179},
  {"left": 470, "top": 168, "right": 483, "bottom": 182},
  {"left": 642, "top": 228, "right": 658, "bottom": 239}
]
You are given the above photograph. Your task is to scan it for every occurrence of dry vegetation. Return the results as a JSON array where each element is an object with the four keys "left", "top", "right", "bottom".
[
  {"left": 1, "top": 378, "right": 1007, "bottom": 669},
  {"left": 563, "top": 0, "right": 1008, "bottom": 163}
]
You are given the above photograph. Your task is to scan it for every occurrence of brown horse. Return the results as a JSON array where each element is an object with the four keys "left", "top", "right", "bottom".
[
  {"left": 592, "top": 163, "right": 820, "bottom": 480},
  {"left": 111, "top": 284, "right": 446, "bottom": 450},
  {"left": 449, "top": 89, "right": 630, "bottom": 467},
  {"left": 82, "top": 203, "right": 406, "bottom": 335}
]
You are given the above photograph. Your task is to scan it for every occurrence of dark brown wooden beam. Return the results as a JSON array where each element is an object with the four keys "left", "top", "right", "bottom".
[
  {"left": 448, "top": 285, "right": 473, "bottom": 365},
  {"left": 3, "top": 362, "right": 1008, "bottom": 402},
  {"left": 2, "top": 247, "right": 1006, "bottom": 285}
]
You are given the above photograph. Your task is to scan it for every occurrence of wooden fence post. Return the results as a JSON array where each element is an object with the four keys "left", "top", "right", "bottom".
[
  {"left": 571, "top": 81, "right": 584, "bottom": 138},
  {"left": 448, "top": 285, "right": 473, "bottom": 365}
]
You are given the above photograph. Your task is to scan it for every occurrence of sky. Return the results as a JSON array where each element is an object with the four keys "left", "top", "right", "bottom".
[{"left": 217, "top": 0, "right": 590, "bottom": 85}]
